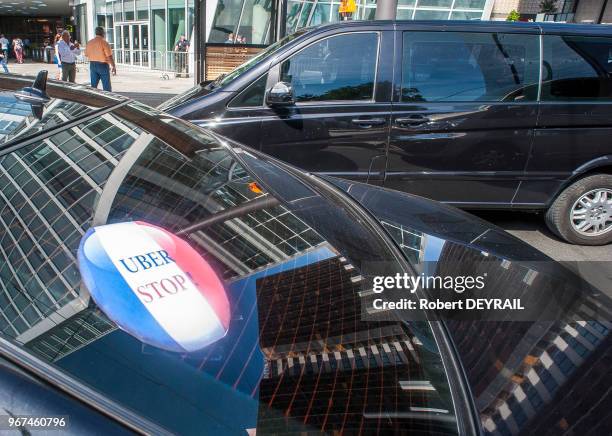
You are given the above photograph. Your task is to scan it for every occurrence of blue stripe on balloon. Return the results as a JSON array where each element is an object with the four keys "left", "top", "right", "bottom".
[{"left": 78, "top": 227, "right": 185, "bottom": 352}]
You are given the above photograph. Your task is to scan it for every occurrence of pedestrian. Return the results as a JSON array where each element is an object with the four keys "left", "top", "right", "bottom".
[
  {"left": 0, "top": 34, "right": 9, "bottom": 63},
  {"left": 84, "top": 26, "right": 116, "bottom": 92},
  {"left": 12, "top": 37, "right": 23, "bottom": 64},
  {"left": 53, "top": 34, "right": 62, "bottom": 80},
  {"left": 225, "top": 33, "right": 235, "bottom": 44},
  {"left": 174, "top": 35, "right": 190, "bottom": 77},
  {"left": 0, "top": 50, "right": 8, "bottom": 74},
  {"left": 23, "top": 37, "right": 30, "bottom": 58},
  {"left": 57, "top": 30, "right": 81, "bottom": 83}
]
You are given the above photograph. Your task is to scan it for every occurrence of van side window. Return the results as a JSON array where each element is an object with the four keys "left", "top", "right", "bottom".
[
  {"left": 229, "top": 73, "right": 268, "bottom": 108},
  {"left": 401, "top": 32, "right": 539, "bottom": 102},
  {"left": 279, "top": 32, "right": 378, "bottom": 102},
  {"left": 542, "top": 35, "right": 612, "bottom": 101}
]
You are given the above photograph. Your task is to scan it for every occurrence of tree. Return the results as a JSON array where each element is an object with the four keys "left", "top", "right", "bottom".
[
  {"left": 540, "top": 0, "right": 558, "bottom": 13},
  {"left": 506, "top": 10, "right": 521, "bottom": 21}
]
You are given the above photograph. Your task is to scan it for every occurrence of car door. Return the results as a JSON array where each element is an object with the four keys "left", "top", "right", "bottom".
[
  {"left": 386, "top": 28, "right": 541, "bottom": 206},
  {"left": 258, "top": 29, "right": 393, "bottom": 184},
  {"left": 514, "top": 33, "right": 612, "bottom": 206}
]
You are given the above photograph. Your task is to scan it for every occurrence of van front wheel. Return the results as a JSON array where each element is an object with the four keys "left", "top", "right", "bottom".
[{"left": 545, "top": 174, "right": 612, "bottom": 245}]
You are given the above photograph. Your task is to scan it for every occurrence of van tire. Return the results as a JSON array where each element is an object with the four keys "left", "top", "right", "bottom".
[{"left": 545, "top": 174, "right": 612, "bottom": 246}]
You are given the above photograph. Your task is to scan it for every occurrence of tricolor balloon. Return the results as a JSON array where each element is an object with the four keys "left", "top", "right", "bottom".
[{"left": 78, "top": 221, "right": 230, "bottom": 353}]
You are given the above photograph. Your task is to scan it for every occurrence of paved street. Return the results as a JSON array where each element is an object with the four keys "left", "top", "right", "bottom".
[
  {"left": 474, "top": 210, "right": 612, "bottom": 293},
  {"left": 474, "top": 210, "right": 612, "bottom": 261},
  {"left": 4, "top": 60, "right": 194, "bottom": 107}
]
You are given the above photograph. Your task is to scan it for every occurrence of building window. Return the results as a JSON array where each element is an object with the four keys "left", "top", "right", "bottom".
[
  {"left": 550, "top": 347, "right": 576, "bottom": 377},
  {"left": 136, "top": 0, "right": 149, "bottom": 20},
  {"left": 209, "top": 0, "right": 273, "bottom": 44},
  {"left": 537, "top": 367, "right": 559, "bottom": 395},
  {"left": 124, "top": 0, "right": 135, "bottom": 20},
  {"left": 152, "top": 1, "right": 166, "bottom": 68},
  {"left": 576, "top": 325, "right": 600, "bottom": 345},
  {"left": 525, "top": 383, "right": 543, "bottom": 410},
  {"left": 168, "top": 0, "right": 186, "bottom": 49},
  {"left": 282, "top": 0, "right": 487, "bottom": 34}
]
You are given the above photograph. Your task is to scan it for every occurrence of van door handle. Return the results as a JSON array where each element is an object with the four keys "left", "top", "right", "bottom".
[
  {"left": 351, "top": 118, "right": 386, "bottom": 128},
  {"left": 395, "top": 115, "right": 430, "bottom": 127}
]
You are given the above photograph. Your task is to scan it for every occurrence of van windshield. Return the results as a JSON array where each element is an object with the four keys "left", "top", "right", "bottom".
[
  {"left": 159, "top": 30, "right": 309, "bottom": 111},
  {"left": 215, "top": 30, "right": 308, "bottom": 87}
]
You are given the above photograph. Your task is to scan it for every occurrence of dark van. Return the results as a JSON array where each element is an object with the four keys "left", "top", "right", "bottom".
[{"left": 161, "top": 20, "right": 612, "bottom": 246}]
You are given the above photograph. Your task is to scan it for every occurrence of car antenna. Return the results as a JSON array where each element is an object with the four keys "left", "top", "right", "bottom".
[{"left": 14, "top": 70, "right": 51, "bottom": 120}]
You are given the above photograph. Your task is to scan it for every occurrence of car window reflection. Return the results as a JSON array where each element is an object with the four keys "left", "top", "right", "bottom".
[
  {"left": 0, "top": 105, "right": 460, "bottom": 435},
  {"left": 0, "top": 90, "right": 97, "bottom": 144}
]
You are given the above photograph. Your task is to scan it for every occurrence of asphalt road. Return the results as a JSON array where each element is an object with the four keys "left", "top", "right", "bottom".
[
  {"left": 473, "top": 210, "right": 612, "bottom": 294},
  {"left": 472, "top": 210, "right": 612, "bottom": 261}
]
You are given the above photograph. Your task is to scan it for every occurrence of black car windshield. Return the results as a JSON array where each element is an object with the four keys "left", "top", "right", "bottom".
[{"left": 0, "top": 96, "right": 460, "bottom": 434}]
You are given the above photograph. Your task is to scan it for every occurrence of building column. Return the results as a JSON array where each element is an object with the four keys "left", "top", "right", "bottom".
[
  {"left": 87, "top": 0, "right": 96, "bottom": 41},
  {"left": 375, "top": 0, "right": 398, "bottom": 20},
  {"left": 194, "top": 0, "right": 206, "bottom": 83}
]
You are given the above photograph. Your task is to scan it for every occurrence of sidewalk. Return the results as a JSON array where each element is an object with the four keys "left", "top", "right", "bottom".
[{"left": 3, "top": 60, "right": 195, "bottom": 106}]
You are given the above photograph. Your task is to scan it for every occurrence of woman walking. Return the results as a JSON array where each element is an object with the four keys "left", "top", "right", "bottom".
[
  {"left": 53, "top": 34, "right": 61, "bottom": 79},
  {"left": 12, "top": 37, "right": 23, "bottom": 64}
]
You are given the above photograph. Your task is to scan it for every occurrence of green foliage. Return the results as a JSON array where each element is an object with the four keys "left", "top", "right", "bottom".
[
  {"left": 506, "top": 10, "right": 521, "bottom": 21},
  {"left": 540, "top": 0, "right": 558, "bottom": 13}
]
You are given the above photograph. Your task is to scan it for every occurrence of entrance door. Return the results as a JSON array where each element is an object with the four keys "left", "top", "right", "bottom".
[
  {"left": 114, "top": 27, "right": 123, "bottom": 63},
  {"left": 141, "top": 25, "right": 149, "bottom": 67},
  {"left": 387, "top": 29, "right": 541, "bottom": 206},
  {"left": 122, "top": 24, "right": 130, "bottom": 64},
  {"left": 132, "top": 24, "right": 140, "bottom": 65},
  {"left": 114, "top": 23, "right": 149, "bottom": 67}
]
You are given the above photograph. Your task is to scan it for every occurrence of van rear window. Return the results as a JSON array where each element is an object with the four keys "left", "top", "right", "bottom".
[{"left": 542, "top": 35, "right": 612, "bottom": 101}]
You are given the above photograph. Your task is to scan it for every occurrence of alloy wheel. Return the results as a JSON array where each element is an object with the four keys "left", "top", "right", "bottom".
[{"left": 570, "top": 188, "right": 612, "bottom": 236}]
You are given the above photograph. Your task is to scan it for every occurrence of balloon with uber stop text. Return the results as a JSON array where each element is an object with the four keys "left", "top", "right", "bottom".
[{"left": 78, "top": 221, "right": 231, "bottom": 353}]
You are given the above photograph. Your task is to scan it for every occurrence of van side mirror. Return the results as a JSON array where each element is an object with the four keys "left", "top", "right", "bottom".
[{"left": 266, "top": 82, "right": 295, "bottom": 106}]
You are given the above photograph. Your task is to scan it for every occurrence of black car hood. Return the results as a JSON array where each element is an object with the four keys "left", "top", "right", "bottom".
[
  {"left": 323, "top": 176, "right": 610, "bottom": 319},
  {"left": 324, "top": 176, "right": 612, "bottom": 435},
  {"left": 323, "top": 176, "right": 547, "bottom": 261}
]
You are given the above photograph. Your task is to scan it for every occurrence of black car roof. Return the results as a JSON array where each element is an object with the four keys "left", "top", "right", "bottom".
[{"left": 305, "top": 19, "right": 612, "bottom": 36}]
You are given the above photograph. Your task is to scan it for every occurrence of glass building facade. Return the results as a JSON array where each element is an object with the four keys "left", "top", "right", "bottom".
[
  {"left": 74, "top": 0, "right": 492, "bottom": 72},
  {"left": 283, "top": 0, "right": 488, "bottom": 35},
  {"left": 209, "top": 0, "right": 491, "bottom": 44},
  {"left": 0, "top": 94, "right": 140, "bottom": 343},
  {"left": 75, "top": 0, "right": 195, "bottom": 69}
]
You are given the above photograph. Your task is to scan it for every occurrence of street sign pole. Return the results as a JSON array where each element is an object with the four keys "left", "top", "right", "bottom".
[{"left": 375, "top": 0, "right": 398, "bottom": 19}]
